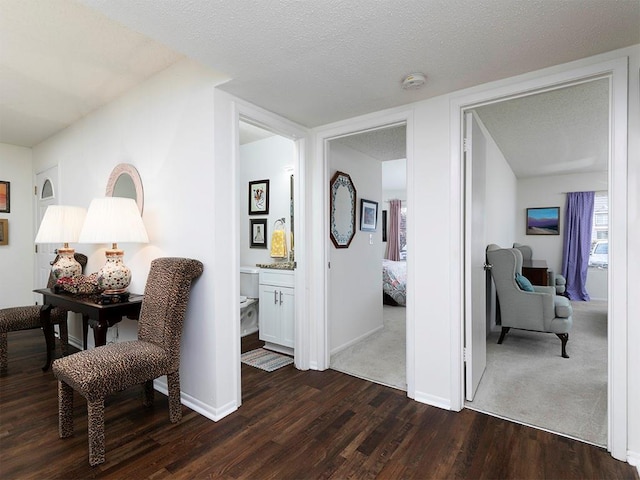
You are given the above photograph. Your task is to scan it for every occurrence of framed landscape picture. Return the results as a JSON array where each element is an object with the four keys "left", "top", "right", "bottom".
[
  {"left": 526, "top": 207, "right": 560, "bottom": 235},
  {"left": 0, "top": 181, "right": 9, "bottom": 213}
]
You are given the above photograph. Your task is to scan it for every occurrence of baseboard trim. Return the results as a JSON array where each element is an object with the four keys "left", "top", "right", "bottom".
[
  {"left": 628, "top": 450, "right": 640, "bottom": 472},
  {"left": 154, "top": 379, "right": 237, "bottom": 422},
  {"left": 413, "top": 391, "right": 451, "bottom": 410},
  {"left": 330, "top": 325, "right": 384, "bottom": 356}
]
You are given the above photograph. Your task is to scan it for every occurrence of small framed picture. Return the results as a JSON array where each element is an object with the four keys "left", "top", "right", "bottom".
[
  {"left": 249, "top": 179, "right": 269, "bottom": 215},
  {"left": 382, "top": 210, "right": 387, "bottom": 242},
  {"left": 526, "top": 207, "right": 560, "bottom": 235},
  {"left": 250, "top": 218, "right": 267, "bottom": 248},
  {"left": 0, "top": 181, "right": 9, "bottom": 213},
  {"left": 360, "top": 199, "right": 378, "bottom": 232},
  {"left": 0, "top": 219, "right": 8, "bottom": 245}
]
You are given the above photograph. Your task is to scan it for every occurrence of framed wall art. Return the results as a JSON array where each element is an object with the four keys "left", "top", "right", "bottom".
[
  {"left": 0, "top": 181, "right": 9, "bottom": 213},
  {"left": 526, "top": 207, "right": 560, "bottom": 235},
  {"left": 248, "top": 179, "right": 269, "bottom": 215},
  {"left": 0, "top": 219, "right": 8, "bottom": 245},
  {"left": 360, "top": 199, "right": 378, "bottom": 232},
  {"left": 250, "top": 218, "right": 267, "bottom": 248}
]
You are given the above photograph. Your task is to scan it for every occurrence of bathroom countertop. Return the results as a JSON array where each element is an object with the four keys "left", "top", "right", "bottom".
[{"left": 256, "top": 262, "right": 296, "bottom": 271}]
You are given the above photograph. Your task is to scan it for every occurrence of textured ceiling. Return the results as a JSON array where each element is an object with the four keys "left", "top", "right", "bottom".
[
  {"left": 0, "top": 0, "right": 185, "bottom": 147},
  {"left": 1, "top": 0, "right": 638, "bottom": 148},
  {"left": 78, "top": 0, "right": 639, "bottom": 128},
  {"left": 474, "top": 79, "right": 609, "bottom": 178}
]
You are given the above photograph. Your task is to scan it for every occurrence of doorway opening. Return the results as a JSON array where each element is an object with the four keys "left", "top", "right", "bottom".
[
  {"left": 462, "top": 78, "right": 611, "bottom": 446},
  {"left": 327, "top": 123, "right": 408, "bottom": 391}
]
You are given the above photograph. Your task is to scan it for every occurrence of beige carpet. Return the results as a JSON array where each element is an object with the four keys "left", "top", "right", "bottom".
[
  {"left": 330, "top": 305, "right": 406, "bottom": 390},
  {"left": 468, "top": 300, "right": 608, "bottom": 446}
]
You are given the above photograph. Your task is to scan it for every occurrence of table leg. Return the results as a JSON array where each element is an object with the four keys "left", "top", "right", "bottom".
[
  {"left": 40, "top": 304, "right": 54, "bottom": 371},
  {"left": 92, "top": 320, "right": 108, "bottom": 348},
  {"left": 82, "top": 315, "right": 89, "bottom": 350}
]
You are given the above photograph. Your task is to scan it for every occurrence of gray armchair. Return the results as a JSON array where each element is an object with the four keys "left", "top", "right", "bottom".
[
  {"left": 513, "top": 243, "right": 566, "bottom": 295},
  {"left": 487, "top": 244, "right": 573, "bottom": 358}
]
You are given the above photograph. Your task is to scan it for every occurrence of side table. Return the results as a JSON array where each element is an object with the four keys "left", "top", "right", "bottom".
[{"left": 34, "top": 288, "right": 143, "bottom": 371}]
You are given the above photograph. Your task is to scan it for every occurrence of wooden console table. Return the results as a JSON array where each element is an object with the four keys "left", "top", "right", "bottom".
[
  {"left": 522, "top": 259, "right": 548, "bottom": 286},
  {"left": 34, "top": 288, "right": 143, "bottom": 371}
]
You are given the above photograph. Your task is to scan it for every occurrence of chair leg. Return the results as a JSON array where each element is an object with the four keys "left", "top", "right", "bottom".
[
  {"left": 497, "top": 327, "right": 510, "bottom": 344},
  {"left": 87, "top": 398, "right": 106, "bottom": 466},
  {"left": 58, "top": 381, "right": 74, "bottom": 438},
  {"left": 556, "top": 333, "right": 569, "bottom": 359},
  {"left": 143, "top": 380, "right": 154, "bottom": 407},
  {"left": 0, "top": 332, "right": 7, "bottom": 371},
  {"left": 167, "top": 371, "right": 182, "bottom": 423},
  {"left": 59, "top": 321, "right": 69, "bottom": 357}
]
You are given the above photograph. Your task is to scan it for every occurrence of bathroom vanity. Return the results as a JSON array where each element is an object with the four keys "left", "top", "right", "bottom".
[{"left": 258, "top": 267, "right": 294, "bottom": 355}]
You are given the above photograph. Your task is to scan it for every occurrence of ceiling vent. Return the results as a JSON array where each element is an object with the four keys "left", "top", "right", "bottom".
[{"left": 401, "top": 72, "right": 427, "bottom": 90}]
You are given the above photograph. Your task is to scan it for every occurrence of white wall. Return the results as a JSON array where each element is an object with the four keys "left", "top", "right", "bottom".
[
  {"left": 240, "top": 135, "right": 295, "bottom": 267},
  {"left": 31, "top": 59, "right": 239, "bottom": 420},
  {"left": 0, "top": 143, "right": 34, "bottom": 307},
  {"left": 329, "top": 141, "right": 384, "bottom": 354},
  {"left": 477, "top": 114, "right": 518, "bottom": 248}
]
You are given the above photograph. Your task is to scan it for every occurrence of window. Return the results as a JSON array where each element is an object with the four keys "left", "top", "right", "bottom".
[
  {"left": 589, "top": 191, "right": 608, "bottom": 267},
  {"left": 399, "top": 206, "right": 407, "bottom": 259}
]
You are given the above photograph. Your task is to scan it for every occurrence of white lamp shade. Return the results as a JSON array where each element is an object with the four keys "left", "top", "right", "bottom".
[
  {"left": 34, "top": 205, "right": 87, "bottom": 244},
  {"left": 79, "top": 197, "right": 149, "bottom": 244}
]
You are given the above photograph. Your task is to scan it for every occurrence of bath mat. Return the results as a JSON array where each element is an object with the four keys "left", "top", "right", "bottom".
[{"left": 241, "top": 348, "right": 294, "bottom": 372}]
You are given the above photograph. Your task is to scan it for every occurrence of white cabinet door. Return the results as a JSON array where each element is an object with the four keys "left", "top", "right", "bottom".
[
  {"left": 280, "top": 287, "right": 295, "bottom": 348},
  {"left": 259, "top": 284, "right": 280, "bottom": 344}
]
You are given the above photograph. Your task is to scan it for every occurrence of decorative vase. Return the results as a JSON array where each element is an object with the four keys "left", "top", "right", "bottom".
[
  {"left": 51, "top": 248, "right": 82, "bottom": 280},
  {"left": 97, "top": 249, "right": 131, "bottom": 294}
]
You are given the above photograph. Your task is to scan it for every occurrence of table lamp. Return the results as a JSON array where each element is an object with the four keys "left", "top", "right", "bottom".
[
  {"left": 34, "top": 205, "right": 87, "bottom": 280},
  {"left": 79, "top": 197, "right": 149, "bottom": 301}
]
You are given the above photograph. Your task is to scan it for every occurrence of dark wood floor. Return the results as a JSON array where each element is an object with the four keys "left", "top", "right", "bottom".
[{"left": 1, "top": 329, "right": 638, "bottom": 480}]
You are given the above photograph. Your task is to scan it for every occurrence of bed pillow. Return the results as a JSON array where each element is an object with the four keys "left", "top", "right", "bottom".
[{"left": 515, "top": 273, "right": 535, "bottom": 292}]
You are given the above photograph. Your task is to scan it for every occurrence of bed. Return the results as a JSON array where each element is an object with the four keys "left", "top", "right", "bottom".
[{"left": 382, "top": 259, "right": 406, "bottom": 306}]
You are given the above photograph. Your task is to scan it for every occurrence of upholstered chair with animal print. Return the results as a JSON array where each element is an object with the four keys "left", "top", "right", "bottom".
[
  {"left": 52, "top": 257, "right": 203, "bottom": 466},
  {"left": 0, "top": 253, "right": 87, "bottom": 371}
]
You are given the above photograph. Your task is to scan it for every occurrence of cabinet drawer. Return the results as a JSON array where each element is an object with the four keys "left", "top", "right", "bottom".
[{"left": 259, "top": 269, "right": 295, "bottom": 288}]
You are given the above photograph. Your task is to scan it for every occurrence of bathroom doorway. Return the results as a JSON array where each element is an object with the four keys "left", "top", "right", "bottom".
[{"left": 237, "top": 117, "right": 299, "bottom": 395}]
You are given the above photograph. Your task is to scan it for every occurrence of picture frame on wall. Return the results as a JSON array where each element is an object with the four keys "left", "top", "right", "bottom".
[
  {"left": 526, "top": 207, "right": 560, "bottom": 235},
  {"left": 250, "top": 218, "right": 267, "bottom": 248},
  {"left": 248, "top": 179, "right": 269, "bottom": 215},
  {"left": 382, "top": 210, "right": 387, "bottom": 242},
  {"left": 0, "top": 181, "right": 9, "bottom": 213},
  {"left": 360, "top": 199, "right": 378, "bottom": 232},
  {"left": 0, "top": 219, "right": 8, "bottom": 245}
]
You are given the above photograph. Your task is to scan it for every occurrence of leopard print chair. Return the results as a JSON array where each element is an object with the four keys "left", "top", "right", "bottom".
[
  {"left": 52, "top": 257, "right": 203, "bottom": 466},
  {"left": 0, "top": 253, "right": 87, "bottom": 371}
]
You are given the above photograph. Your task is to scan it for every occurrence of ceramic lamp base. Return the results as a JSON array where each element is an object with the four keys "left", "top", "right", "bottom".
[
  {"left": 97, "top": 249, "right": 132, "bottom": 294},
  {"left": 52, "top": 247, "right": 82, "bottom": 280}
]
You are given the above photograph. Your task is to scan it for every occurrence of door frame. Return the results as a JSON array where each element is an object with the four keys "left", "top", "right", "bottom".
[
  {"left": 312, "top": 107, "right": 415, "bottom": 398},
  {"left": 449, "top": 57, "right": 628, "bottom": 460},
  {"left": 231, "top": 97, "right": 309, "bottom": 404}
]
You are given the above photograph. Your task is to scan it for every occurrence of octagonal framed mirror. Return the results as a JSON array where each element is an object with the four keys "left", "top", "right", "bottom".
[{"left": 329, "top": 170, "right": 357, "bottom": 248}]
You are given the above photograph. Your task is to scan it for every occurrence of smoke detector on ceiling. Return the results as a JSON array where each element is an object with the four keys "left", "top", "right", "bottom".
[{"left": 401, "top": 72, "right": 427, "bottom": 90}]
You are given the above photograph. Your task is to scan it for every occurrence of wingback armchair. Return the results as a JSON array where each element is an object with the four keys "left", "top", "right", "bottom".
[
  {"left": 487, "top": 244, "right": 573, "bottom": 358},
  {"left": 513, "top": 242, "right": 566, "bottom": 295}
]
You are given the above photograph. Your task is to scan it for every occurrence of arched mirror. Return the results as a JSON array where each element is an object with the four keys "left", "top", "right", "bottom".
[
  {"left": 105, "top": 163, "right": 144, "bottom": 213},
  {"left": 330, "top": 171, "right": 357, "bottom": 248}
]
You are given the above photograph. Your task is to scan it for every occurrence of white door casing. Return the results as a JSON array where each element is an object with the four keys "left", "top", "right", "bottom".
[
  {"left": 464, "top": 111, "right": 487, "bottom": 401},
  {"left": 35, "top": 166, "right": 59, "bottom": 297}
]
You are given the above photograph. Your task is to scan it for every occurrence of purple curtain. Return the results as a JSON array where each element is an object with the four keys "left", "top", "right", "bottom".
[
  {"left": 385, "top": 199, "right": 402, "bottom": 260},
  {"left": 562, "top": 191, "right": 594, "bottom": 301}
]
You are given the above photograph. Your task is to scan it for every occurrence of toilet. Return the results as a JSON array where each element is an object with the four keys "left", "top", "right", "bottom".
[{"left": 240, "top": 266, "right": 260, "bottom": 337}]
